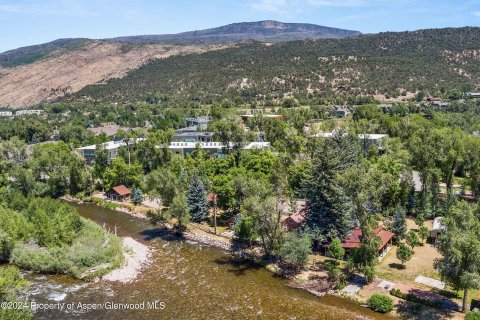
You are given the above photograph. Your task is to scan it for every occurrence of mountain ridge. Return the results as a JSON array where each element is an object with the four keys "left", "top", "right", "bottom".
[{"left": 0, "top": 21, "right": 360, "bottom": 68}]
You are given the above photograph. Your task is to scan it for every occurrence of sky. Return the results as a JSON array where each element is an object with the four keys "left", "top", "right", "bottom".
[{"left": 0, "top": 0, "right": 479, "bottom": 52}]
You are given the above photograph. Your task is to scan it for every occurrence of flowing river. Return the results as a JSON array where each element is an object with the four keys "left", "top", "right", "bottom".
[{"left": 26, "top": 203, "right": 386, "bottom": 319}]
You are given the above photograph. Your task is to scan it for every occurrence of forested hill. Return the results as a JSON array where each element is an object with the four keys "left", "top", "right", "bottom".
[
  {"left": 106, "top": 20, "right": 361, "bottom": 44},
  {"left": 75, "top": 27, "right": 480, "bottom": 105},
  {"left": 0, "top": 21, "right": 359, "bottom": 68}
]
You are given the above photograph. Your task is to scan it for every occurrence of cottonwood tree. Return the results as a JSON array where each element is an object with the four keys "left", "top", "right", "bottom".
[
  {"left": 436, "top": 201, "right": 480, "bottom": 313},
  {"left": 243, "top": 195, "right": 283, "bottom": 256}
]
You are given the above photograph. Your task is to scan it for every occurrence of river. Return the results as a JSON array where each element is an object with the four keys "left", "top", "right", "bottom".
[{"left": 26, "top": 203, "right": 386, "bottom": 319}]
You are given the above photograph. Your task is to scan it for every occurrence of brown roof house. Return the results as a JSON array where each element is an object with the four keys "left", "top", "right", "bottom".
[
  {"left": 283, "top": 210, "right": 306, "bottom": 232},
  {"left": 341, "top": 227, "right": 394, "bottom": 260},
  {"left": 106, "top": 185, "right": 131, "bottom": 202}
]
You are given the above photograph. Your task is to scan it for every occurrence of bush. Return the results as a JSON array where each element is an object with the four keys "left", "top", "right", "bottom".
[
  {"left": 466, "top": 312, "right": 480, "bottom": 320},
  {"left": 367, "top": 294, "right": 394, "bottom": 313},
  {"left": 390, "top": 288, "right": 444, "bottom": 309}
]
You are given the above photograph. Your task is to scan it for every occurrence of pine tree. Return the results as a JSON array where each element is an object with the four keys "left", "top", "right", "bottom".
[
  {"left": 304, "top": 133, "right": 358, "bottom": 239},
  {"left": 392, "top": 206, "right": 407, "bottom": 242},
  {"left": 132, "top": 187, "right": 143, "bottom": 205},
  {"left": 188, "top": 174, "right": 209, "bottom": 222},
  {"left": 406, "top": 188, "right": 416, "bottom": 214}
]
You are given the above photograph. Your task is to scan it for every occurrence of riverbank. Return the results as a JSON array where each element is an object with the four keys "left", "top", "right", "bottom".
[{"left": 102, "top": 237, "right": 152, "bottom": 283}]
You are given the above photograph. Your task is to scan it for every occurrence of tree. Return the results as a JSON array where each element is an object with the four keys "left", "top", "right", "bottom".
[
  {"left": 304, "top": 133, "right": 358, "bottom": 239},
  {"left": 396, "top": 244, "right": 413, "bottom": 267},
  {"left": 132, "top": 187, "right": 143, "bottom": 205},
  {"left": 168, "top": 194, "right": 191, "bottom": 231},
  {"left": 243, "top": 195, "right": 283, "bottom": 256},
  {"left": 392, "top": 206, "right": 407, "bottom": 242},
  {"left": 102, "top": 158, "right": 142, "bottom": 191},
  {"left": 405, "top": 231, "right": 420, "bottom": 250},
  {"left": 187, "top": 174, "right": 209, "bottom": 222},
  {"left": 234, "top": 214, "right": 258, "bottom": 245},
  {"left": 436, "top": 201, "right": 480, "bottom": 313},
  {"left": 418, "top": 225, "right": 430, "bottom": 244},
  {"left": 328, "top": 238, "right": 345, "bottom": 260},
  {"left": 279, "top": 232, "right": 312, "bottom": 268},
  {"left": 0, "top": 266, "right": 33, "bottom": 320}
]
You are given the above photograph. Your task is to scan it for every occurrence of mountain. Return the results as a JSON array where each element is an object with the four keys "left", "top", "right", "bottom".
[
  {"left": 106, "top": 21, "right": 361, "bottom": 44},
  {"left": 0, "top": 38, "right": 92, "bottom": 68},
  {"left": 75, "top": 27, "right": 480, "bottom": 105},
  {"left": 0, "top": 21, "right": 360, "bottom": 68}
]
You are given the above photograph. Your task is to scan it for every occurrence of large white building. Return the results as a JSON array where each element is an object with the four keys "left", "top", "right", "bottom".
[
  {"left": 76, "top": 140, "right": 271, "bottom": 163},
  {"left": 313, "top": 132, "right": 388, "bottom": 154}
]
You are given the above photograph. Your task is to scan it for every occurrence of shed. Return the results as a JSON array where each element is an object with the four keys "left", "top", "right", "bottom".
[{"left": 106, "top": 185, "right": 131, "bottom": 202}]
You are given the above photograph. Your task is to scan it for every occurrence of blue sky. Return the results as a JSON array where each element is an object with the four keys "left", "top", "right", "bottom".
[{"left": 1, "top": 0, "right": 479, "bottom": 52}]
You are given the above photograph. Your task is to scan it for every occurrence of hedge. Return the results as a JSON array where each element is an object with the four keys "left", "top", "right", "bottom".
[{"left": 390, "top": 288, "right": 444, "bottom": 309}]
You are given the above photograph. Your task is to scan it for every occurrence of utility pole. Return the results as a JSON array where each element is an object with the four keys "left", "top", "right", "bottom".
[{"left": 213, "top": 193, "right": 218, "bottom": 235}]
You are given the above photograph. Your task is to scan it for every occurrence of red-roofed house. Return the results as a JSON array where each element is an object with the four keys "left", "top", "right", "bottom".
[
  {"left": 106, "top": 185, "right": 131, "bottom": 202},
  {"left": 283, "top": 210, "right": 306, "bottom": 231},
  {"left": 341, "top": 227, "right": 394, "bottom": 258}
]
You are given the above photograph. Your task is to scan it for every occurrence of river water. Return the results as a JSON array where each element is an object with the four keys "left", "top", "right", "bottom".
[{"left": 26, "top": 203, "right": 386, "bottom": 320}]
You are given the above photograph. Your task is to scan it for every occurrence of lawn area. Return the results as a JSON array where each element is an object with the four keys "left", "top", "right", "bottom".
[{"left": 376, "top": 242, "right": 442, "bottom": 284}]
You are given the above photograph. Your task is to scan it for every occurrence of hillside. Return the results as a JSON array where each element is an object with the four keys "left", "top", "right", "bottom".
[
  {"left": 0, "top": 21, "right": 359, "bottom": 68},
  {"left": 75, "top": 27, "right": 480, "bottom": 105},
  {"left": 106, "top": 20, "right": 361, "bottom": 44},
  {"left": 0, "top": 42, "right": 218, "bottom": 108}
]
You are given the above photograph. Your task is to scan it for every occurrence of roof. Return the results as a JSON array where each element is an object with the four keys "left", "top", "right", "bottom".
[
  {"left": 77, "top": 138, "right": 144, "bottom": 151},
  {"left": 341, "top": 227, "right": 394, "bottom": 250},
  {"left": 288, "top": 211, "right": 305, "bottom": 224},
  {"left": 358, "top": 134, "right": 388, "bottom": 140},
  {"left": 88, "top": 123, "right": 132, "bottom": 136},
  {"left": 110, "top": 185, "right": 130, "bottom": 196}
]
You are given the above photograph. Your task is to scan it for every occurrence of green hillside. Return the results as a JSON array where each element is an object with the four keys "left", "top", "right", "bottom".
[{"left": 75, "top": 27, "right": 480, "bottom": 105}]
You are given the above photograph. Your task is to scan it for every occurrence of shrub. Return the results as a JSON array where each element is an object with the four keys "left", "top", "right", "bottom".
[
  {"left": 367, "top": 294, "right": 394, "bottom": 313},
  {"left": 389, "top": 288, "right": 444, "bottom": 309},
  {"left": 466, "top": 312, "right": 480, "bottom": 320}
]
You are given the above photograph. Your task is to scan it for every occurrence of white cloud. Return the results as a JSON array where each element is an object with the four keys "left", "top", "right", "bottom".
[{"left": 474, "top": 10, "right": 480, "bottom": 17}]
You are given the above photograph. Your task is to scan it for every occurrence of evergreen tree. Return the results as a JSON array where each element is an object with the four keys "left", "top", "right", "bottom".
[
  {"left": 132, "top": 187, "right": 143, "bottom": 205},
  {"left": 187, "top": 174, "right": 209, "bottom": 222},
  {"left": 304, "top": 133, "right": 358, "bottom": 239},
  {"left": 406, "top": 188, "right": 416, "bottom": 214},
  {"left": 392, "top": 206, "right": 407, "bottom": 242}
]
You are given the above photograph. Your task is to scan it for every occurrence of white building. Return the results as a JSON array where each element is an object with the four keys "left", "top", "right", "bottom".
[
  {"left": 15, "top": 110, "right": 44, "bottom": 116},
  {"left": 76, "top": 139, "right": 144, "bottom": 164},
  {"left": 313, "top": 132, "right": 388, "bottom": 154},
  {"left": 0, "top": 111, "right": 13, "bottom": 117},
  {"left": 77, "top": 140, "right": 271, "bottom": 163}
]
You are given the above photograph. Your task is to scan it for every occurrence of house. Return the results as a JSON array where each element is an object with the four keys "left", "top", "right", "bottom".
[
  {"left": 283, "top": 210, "right": 306, "bottom": 231},
  {"left": 341, "top": 227, "right": 394, "bottom": 259},
  {"left": 185, "top": 116, "right": 211, "bottom": 130},
  {"left": 0, "top": 111, "right": 13, "bottom": 117},
  {"left": 431, "top": 217, "right": 446, "bottom": 242},
  {"left": 76, "top": 138, "right": 144, "bottom": 164},
  {"left": 173, "top": 130, "right": 214, "bottom": 143},
  {"left": 335, "top": 107, "right": 351, "bottom": 118},
  {"left": 168, "top": 141, "right": 271, "bottom": 157},
  {"left": 88, "top": 123, "right": 133, "bottom": 137},
  {"left": 358, "top": 134, "right": 388, "bottom": 155},
  {"left": 106, "top": 185, "right": 131, "bottom": 202},
  {"left": 469, "top": 92, "right": 480, "bottom": 100},
  {"left": 15, "top": 109, "right": 44, "bottom": 116},
  {"left": 240, "top": 114, "right": 285, "bottom": 123}
]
